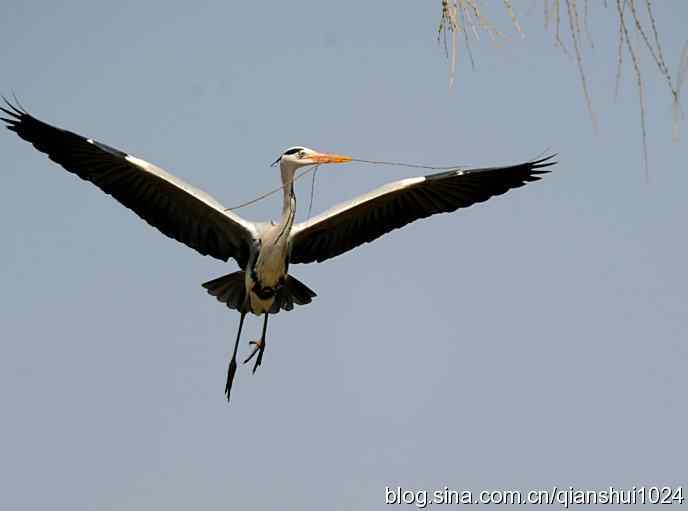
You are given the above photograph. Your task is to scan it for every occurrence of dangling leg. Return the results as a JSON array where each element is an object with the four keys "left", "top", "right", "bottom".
[
  {"left": 225, "top": 311, "right": 246, "bottom": 402},
  {"left": 243, "top": 312, "right": 269, "bottom": 374},
  {"left": 253, "top": 312, "right": 269, "bottom": 373}
]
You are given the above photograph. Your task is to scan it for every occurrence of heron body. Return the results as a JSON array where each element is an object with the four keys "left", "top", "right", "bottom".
[
  {"left": 248, "top": 174, "right": 296, "bottom": 314},
  {"left": 1, "top": 99, "right": 555, "bottom": 403}
]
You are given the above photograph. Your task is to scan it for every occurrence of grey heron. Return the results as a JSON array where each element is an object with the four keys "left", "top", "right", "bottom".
[{"left": 1, "top": 99, "right": 555, "bottom": 402}]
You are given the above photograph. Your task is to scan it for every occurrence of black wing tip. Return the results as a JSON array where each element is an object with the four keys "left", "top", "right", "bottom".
[
  {"left": 1, "top": 94, "right": 30, "bottom": 128},
  {"left": 1, "top": 95, "right": 27, "bottom": 114},
  {"left": 529, "top": 154, "right": 558, "bottom": 172}
]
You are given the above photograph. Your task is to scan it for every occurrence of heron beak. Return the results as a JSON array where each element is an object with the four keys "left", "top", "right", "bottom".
[{"left": 309, "top": 152, "right": 352, "bottom": 164}]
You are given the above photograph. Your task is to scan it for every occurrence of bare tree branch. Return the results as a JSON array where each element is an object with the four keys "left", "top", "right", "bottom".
[{"left": 435, "top": 0, "right": 686, "bottom": 175}]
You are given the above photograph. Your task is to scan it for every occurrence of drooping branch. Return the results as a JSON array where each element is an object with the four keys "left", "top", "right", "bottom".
[{"left": 436, "top": 0, "right": 686, "bottom": 174}]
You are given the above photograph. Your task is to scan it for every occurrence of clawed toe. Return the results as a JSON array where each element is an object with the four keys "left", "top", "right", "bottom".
[
  {"left": 243, "top": 339, "right": 264, "bottom": 365},
  {"left": 252, "top": 343, "right": 265, "bottom": 374}
]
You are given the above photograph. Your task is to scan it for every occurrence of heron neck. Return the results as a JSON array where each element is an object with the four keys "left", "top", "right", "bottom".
[{"left": 279, "top": 166, "right": 296, "bottom": 233}]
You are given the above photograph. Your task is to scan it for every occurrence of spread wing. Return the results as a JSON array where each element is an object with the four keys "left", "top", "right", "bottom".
[
  {"left": 2, "top": 100, "right": 258, "bottom": 267},
  {"left": 289, "top": 156, "right": 555, "bottom": 264}
]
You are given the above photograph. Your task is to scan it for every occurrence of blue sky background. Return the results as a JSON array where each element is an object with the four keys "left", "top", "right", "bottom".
[{"left": 1, "top": 2, "right": 686, "bottom": 509}]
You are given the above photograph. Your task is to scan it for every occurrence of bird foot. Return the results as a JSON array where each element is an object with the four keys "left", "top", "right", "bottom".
[{"left": 243, "top": 339, "right": 265, "bottom": 374}]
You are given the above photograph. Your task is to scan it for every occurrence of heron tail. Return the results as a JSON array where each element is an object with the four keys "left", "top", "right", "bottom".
[
  {"left": 270, "top": 275, "right": 317, "bottom": 313},
  {"left": 202, "top": 271, "right": 247, "bottom": 311},
  {"left": 201, "top": 271, "right": 317, "bottom": 313}
]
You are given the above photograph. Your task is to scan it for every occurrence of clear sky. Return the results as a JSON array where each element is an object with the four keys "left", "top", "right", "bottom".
[{"left": 1, "top": 1, "right": 686, "bottom": 509}]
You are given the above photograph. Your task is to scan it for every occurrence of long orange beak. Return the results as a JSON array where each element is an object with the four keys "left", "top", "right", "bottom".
[{"left": 309, "top": 152, "right": 352, "bottom": 164}]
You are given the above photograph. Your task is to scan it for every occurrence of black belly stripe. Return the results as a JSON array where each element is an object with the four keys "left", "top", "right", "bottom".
[
  {"left": 253, "top": 285, "right": 276, "bottom": 299},
  {"left": 251, "top": 275, "right": 287, "bottom": 300}
]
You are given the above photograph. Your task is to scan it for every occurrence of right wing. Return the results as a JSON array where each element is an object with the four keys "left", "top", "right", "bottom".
[
  {"left": 289, "top": 156, "right": 555, "bottom": 264},
  {"left": 2, "top": 99, "right": 258, "bottom": 267}
]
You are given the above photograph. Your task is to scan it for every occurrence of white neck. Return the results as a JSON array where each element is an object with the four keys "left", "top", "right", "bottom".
[{"left": 278, "top": 162, "right": 297, "bottom": 232}]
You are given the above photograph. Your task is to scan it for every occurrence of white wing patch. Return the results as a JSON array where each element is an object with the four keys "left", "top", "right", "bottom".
[{"left": 123, "top": 154, "right": 259, "bottom": 238}]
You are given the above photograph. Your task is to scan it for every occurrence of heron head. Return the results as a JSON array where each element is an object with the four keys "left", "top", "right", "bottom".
[{"left": 271, "top": 146, "right": 351, "bottom": 169}]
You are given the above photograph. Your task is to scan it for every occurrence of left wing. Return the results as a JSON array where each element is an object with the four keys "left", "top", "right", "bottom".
[
  {"left": 289, "top": 156, "right": 555, "bottom": 264},
  {"left": 1, "top": 99, "right": 258, "bottom": 267}
]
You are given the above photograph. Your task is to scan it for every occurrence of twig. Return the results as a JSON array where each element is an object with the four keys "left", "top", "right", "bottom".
[
  {"left": 566, "top": 0, "right": 598, "bottom": 131},
  {"left": 554, "top": 1, "right": 572, "bottom": 57},
  {"left": 628, "top": 0, "right": 673, "bottom": 96},
  {"left": 458, "top": 4, "right": 476, "bottom": 71},
  {"left": 583, "top": 0, "right": 595, "bottom": 49},
  {"left": 673, "top": 42, "right": 688, "bottom": 141},
  {"left": 614, "top": 0, "right": 626, "bottom": 99},
  {"left": 306, "top": 165, "right": 320, "bottom": 219},
  {"left": 502, "top": 0, "right": 524, "bottom": 38},
  {"left": 618, "top": 0, "right": 649, "bottom": 179}
]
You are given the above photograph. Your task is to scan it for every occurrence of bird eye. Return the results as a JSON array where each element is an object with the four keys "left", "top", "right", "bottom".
[{"left": 298, "top": 150, "right": 306, "bottom": 158}]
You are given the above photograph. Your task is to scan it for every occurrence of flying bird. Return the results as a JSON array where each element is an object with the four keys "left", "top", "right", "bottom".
[{"left": 1, "top": 99, "right": 555, "bottom": 402}]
